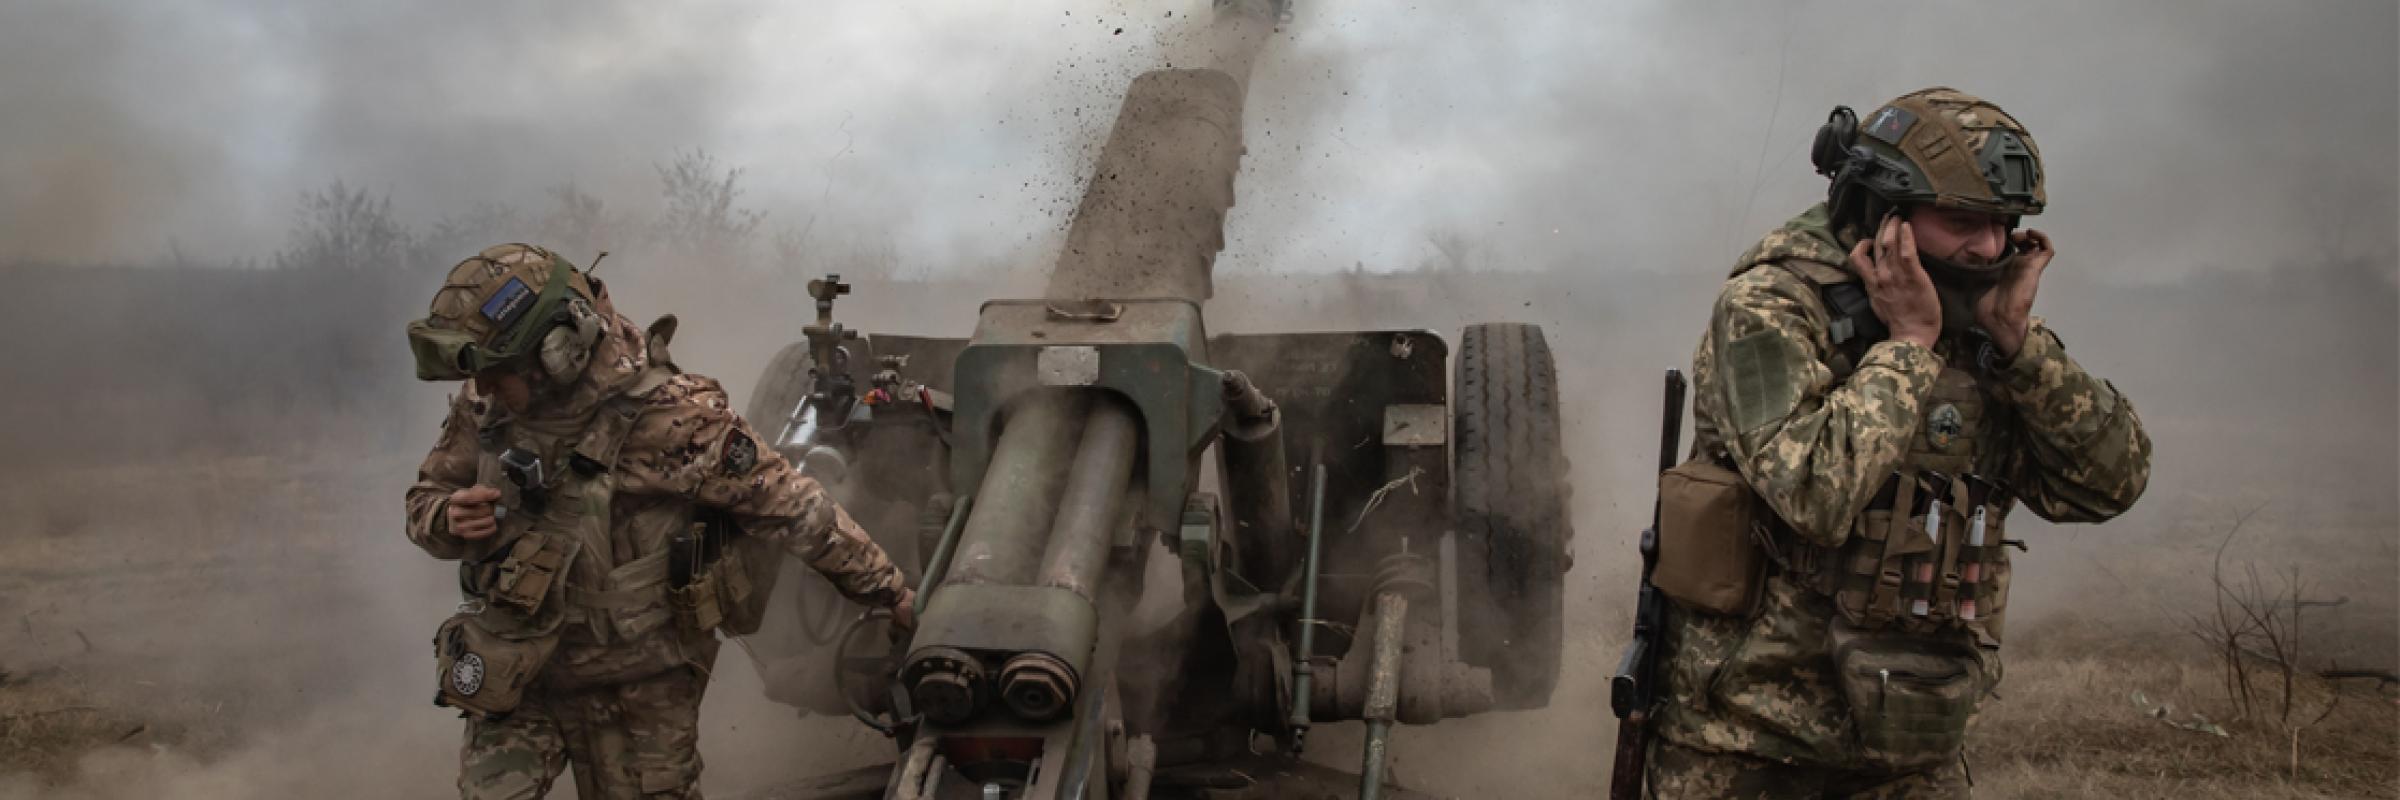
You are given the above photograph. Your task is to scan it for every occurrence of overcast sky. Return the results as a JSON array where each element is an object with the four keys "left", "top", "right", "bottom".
[{"left": 1, "top": 0, "right": 2391, "bottom": 282}]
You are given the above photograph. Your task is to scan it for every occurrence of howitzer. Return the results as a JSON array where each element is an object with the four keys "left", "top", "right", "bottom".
[
  {"left": 729, "top": 3, "right": 1573, "bottom": 798},
  {"left": 1609, "top": 369, "right": 1684, "bottom": 800}
]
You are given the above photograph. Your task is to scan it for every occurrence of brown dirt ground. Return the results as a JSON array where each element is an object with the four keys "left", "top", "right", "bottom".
[{"left": 4, "top": 445, "right": 2393, "bottom": 798}]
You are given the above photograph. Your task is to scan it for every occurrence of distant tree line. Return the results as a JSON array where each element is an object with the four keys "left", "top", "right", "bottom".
[{"left": 270, "top": 149, "right": 902, "bottom": 282}]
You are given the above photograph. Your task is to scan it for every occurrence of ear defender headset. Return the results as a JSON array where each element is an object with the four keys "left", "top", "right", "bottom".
[
  {"left": 536, "top": 296, "right": 604, "bottom": 386},
  {"left": 1811, "top": 105, "right": 1909, "bottom": 241}
]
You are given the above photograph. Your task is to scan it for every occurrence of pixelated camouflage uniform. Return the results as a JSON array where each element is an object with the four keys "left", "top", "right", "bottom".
[
  {"left": 1646, "top": 204, "right": 2151, "bottom": 797},
  {"left": 407, "top": 306, "right": 905, "bottom": 799}
]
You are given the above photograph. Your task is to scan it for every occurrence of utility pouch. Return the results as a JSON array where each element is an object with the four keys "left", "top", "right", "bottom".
[
  {"left": 1829, "top": 622, "right": 1983, "bottom": 772},
  {"left": 433, "top": 605, "right": 564, "bottom": 720},
  {"left": 1964, "top": 506, "right": 2013, "bottom": 645},
  {"left": 1830, "top": 475, "right": 1940, "bottom": 630},
  {"left": 488, "top": 531, "right": 572, "bottom": 615},
  {"left": 671, "top": 569, "right": 725, "bottom": 634},
  {"left": 1651, "top": 457, "right": 1765, "bottom": 615},
  {"left": 595, "top": 551, "right": 675, "bottom": 643}
]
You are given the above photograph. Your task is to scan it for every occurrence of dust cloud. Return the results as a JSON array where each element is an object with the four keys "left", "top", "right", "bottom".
[{"left": 1, "top": 1, "right": 2393, "bottom": 798}]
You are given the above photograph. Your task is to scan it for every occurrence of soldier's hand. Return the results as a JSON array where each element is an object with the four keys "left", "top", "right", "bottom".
[
  {"left": 1850, "top": 214, "right": 1943, "bottom": 350},
  {"left": 890, "top": 587, "right": 918, "bottom": 632},
  {"left": 446, "top": 486, "right": 504, "bottom": 540},
  {"left": 1975, "top": 228, "right": 2053, "bottom": 359}
]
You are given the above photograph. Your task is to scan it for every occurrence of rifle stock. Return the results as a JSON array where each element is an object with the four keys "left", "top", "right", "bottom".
[
  {"left": 1608, "top": 369, "right": 1685, "bottom": 800},
  {"left": 1610, "top": 712, "right": 1650, "bottom": 799}
]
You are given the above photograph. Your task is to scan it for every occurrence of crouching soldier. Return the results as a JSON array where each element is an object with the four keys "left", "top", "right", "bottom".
[{"left": 403, "top": 243, "right": 916, "bottom": 799}]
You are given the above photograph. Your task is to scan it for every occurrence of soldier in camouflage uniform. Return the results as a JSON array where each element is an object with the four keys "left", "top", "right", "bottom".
[
  {"left": 404, "top": 244, "right": 916, "bottom": 799},
  {"left": 1644, "top": 89, "right": 2152, "bottom": 797}
]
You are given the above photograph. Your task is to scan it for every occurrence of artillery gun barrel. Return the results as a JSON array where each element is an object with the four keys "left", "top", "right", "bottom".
[
  {"left": 1041, "top": 68, "right": 1245, "bottom": 305},
  {"left": 878, "top": 2, "right": 1313, "bottom": 794},
  {"left": 946, "top": 390, "right": 1092, "bottom": 586},
  {"left": 1037, "top": 396, "right": 1143, "bottom": 600},
  {"left": 1037, "top": 0, "right": 1284, "bottom": 305}
]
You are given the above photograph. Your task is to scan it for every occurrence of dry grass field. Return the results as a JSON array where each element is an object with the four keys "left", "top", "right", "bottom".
[{"left": 4, "top": 450, "right": 2390, "bottom": 798}]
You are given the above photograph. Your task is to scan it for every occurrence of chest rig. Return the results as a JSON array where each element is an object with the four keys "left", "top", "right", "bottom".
[
  {"left": 456, "top": 368, "right": 727, "bottom": 686},
  {"left": 1771, "top": 263, "right": 2020, "bottom": 646},
  {"left": 433, "top": 385, "right": 654, "bottom": 718}
]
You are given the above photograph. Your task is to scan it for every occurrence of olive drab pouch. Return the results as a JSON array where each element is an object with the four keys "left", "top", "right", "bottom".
[
  {"left": 1652, "top": 456, "right": 1766, "bottom": 615},
  {"left": 1829, "top": 621, "right": 1984, "bottom": 772}
]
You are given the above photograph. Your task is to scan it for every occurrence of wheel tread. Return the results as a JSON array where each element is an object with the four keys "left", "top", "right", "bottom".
[{"left": 1452, "top": 322, "right": 1570, "bottom": 708}]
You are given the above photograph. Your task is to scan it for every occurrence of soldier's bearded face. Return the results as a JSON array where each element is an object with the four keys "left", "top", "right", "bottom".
[{"left": 1906, "top": 206, "right": 2012, "bottom": 269}]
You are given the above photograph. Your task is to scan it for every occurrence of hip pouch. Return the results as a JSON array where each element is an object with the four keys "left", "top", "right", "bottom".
[
  {"left": 433, "top": 606, "right": 564, "bottom": 720},
  {"left": 438, "top": 530, "right": 578, "bottom": 719},
  {"left": 1652, "top": 457, "right": 1765, "bottom": 615},
  {"left": 1829, "top": 622, "right": 1983, "bottom": 772}
]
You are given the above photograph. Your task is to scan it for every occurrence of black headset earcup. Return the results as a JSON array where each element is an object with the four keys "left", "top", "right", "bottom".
[{"left": 1811, "top": 106, "right": 1859, "bottom": 176}]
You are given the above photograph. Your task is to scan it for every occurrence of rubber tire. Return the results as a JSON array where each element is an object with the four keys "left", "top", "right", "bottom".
[
  {"left": 744, "top": 339, "right": 842, "bottom": 645},
  {"left": 746, "top": 342, "right": 817, "bottom": 437},
  {"left": 1453, "top": 322, "right": 1571, "bottom": 710},
  {"left": 738, "top": 342, "right": 851, "bottom": 714}
]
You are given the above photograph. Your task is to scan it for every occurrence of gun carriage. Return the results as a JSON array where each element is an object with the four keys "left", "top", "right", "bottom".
[{"left": 738, "top": 4, "right": 1570, "bottom": 797}]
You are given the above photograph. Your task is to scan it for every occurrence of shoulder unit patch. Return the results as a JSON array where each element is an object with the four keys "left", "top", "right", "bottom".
[{"left": 722, "top": 431, "right": 758, "bottom": 477}]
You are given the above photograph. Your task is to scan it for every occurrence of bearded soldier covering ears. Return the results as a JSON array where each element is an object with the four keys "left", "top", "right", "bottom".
[
  {"left": 403, "top": 243, "right": 916, "bottom": 799},
  {"left": 1639, "top": 89, "right": 2152, "bottom": 798}
]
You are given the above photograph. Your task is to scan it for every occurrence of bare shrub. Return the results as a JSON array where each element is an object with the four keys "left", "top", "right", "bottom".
[
  {"left": 271, "top": 181, "right": 412, "bottom": 271},
  {"left": 2186, "top": 505, "right": 2352, "bottom": 781},
  {"left": 418, "top": 201, "right": 528, "bottom": 265},
  {"left": 538, "top": 182, "right": 623, "bottom": 259},
  {"left": 1422, "top": 228, "right": 1479, "bottom": 272},
  {"left": 654, "top": 149, "right": 764, "bottom": 265}
]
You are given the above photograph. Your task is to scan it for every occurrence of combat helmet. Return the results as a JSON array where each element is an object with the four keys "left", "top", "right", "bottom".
[
  {"left": 1810, "top": 87, "right": 2045, "bottom": 244},
  {"left": 406, "top": 243, "right": 605, "bottom": 384}
]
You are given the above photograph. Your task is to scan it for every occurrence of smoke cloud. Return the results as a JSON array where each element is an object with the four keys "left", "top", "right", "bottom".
[{"left": 0, "top": 0, "right": 2387, "bottom": 282}]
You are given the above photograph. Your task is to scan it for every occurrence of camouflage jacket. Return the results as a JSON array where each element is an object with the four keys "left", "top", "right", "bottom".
[
  {"left": 1653, "top": 204, "right": 2151, "bottom": 767},
  {"left": 405, "top": 311, "right": 905, "bottom": 685}
]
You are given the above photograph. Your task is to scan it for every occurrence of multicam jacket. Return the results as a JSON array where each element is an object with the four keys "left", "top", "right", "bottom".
[
  {"left": 405, "top": 310, "right": 905, "bottom": 687},
  {"left": 1653, "top": 204, "right": 2152, "bottom": 767}
]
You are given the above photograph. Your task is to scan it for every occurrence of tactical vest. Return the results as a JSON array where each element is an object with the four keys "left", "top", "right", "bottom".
[
  {"left": 1756, "top": 260, "right": 2018, "bottom": 647},
  {"left": 435, "top": 382, "right": 762, "bottom": 722}
]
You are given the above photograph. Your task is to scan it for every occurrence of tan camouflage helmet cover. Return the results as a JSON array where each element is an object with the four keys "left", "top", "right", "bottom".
[
  {"left": 406, "top": 243, "right": 596, "bottom": 381},
  {"left": 1856, "top": 87, "right": 2046, "bottom": 216}
]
